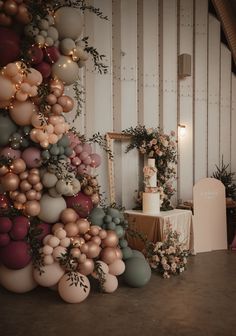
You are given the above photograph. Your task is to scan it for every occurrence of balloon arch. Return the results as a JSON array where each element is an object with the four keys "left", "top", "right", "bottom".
[{"left": 0, "top": 0, "right": 151, "bottom": 303}]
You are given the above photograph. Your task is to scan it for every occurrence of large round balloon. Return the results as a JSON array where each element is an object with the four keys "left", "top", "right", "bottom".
[
  {"left": 0, "top": 262, "right": 37, "bottom": 293},
  {"left": 58, "top": 271, "right": 90, "bottom": 303},
  {"left": 0, "top": 241, "right": 32, "bottom": 269},
  {"left": 123, "top": 257, "right": 151, "bottom": 288},
  {"left": 54, "top": 7, "right": 84, "bottom": 40},
  {"left": 9, "top": 100, "right": 36, "bottom": 126},
  {"left": 52, "top": 55, "right": 80, "bottom": 85},
  {"left": 38, "top": 193, "right": 67, "bottom": 223},
  {"left": 33, "top": 262, "right": 65, "bottom": 287},
  {"left": 0, "top": 75, "right": 16, "bottom": 101},
  {"left": 0, "top": 114, "right": 17, "bottom": 147},
  {"left": 0, "top": 27, "right": 20, "bottom": 66},
  {"left": 65, "top": 192, "right": 93, "bottom": 218}
]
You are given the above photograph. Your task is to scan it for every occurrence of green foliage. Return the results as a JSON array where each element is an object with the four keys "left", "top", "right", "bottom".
[{"left": 212, "top": 158, "right": 236, "bottom": 199}]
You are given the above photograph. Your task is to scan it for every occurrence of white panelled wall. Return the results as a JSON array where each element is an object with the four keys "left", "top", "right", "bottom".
[{"left": 68, "top": 0, "right": 236, "bottom": 208}]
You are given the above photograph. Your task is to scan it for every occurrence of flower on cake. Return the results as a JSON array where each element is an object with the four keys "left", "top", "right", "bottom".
[{"left": 122, "top": 125, "right": 177, "bottom": 210}]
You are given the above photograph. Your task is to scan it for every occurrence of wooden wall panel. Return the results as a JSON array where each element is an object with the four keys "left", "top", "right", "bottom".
[
  {"left": 207, "top": 14, "right": 221, "bottom": 176},
  {"left": 137, "top": 0, "right": 159, "bottom": 127},
  {"left": 220, "top": 44, "right": 232, "bottom": 165},
  {"left": 231, "top": 74, "right": 236, "bottom": 173},
  {"left": 159, "top": 0, "right": 178, "bottom": 134},
  {"left": 194, "top": 0, "right": 208, "bottom": 183},
  {"left": 112, "top": 0, "right": 139, "bottom": 208},
  {"left": 178, "top": 0, "right": 194, "bottom": 201},
  {"left": 83, "top": 0, "right": 113, "bottom": 137}
]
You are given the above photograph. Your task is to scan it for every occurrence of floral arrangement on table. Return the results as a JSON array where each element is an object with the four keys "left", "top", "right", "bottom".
[
  {"left": 122, "top": 125, "right": 177, "bottom": 210},
  {"left": 0, "top": 0, "right": 152, "bottom": 304},
  {"left": 144, "top": 226, "right": 189, "bottom": 278}
]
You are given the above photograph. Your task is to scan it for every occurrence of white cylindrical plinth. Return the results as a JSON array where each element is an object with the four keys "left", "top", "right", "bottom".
[{"left": 142, "top": 192, "right": 160, "bottom": 214}]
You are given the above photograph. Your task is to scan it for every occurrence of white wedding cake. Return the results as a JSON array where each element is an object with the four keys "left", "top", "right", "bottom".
[{"left": 142, "top": 158, "right": 160, "bottom": 214}]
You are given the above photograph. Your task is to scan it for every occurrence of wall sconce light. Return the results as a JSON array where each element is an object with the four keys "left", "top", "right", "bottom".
[
  {"left": 178, "top": 124, "right": 186, "bottom": 137},
  {"left": 178, "top": 54, "right": 191, "bottom": 77}
]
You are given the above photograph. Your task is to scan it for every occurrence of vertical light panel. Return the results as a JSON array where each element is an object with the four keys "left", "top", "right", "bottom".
[
  {"left": 84, "top": 0, "right": 112, "bottom": 136},
  {"left": 112, "top": 0, "right": 139, "bottom": 209},
  {"left": 137, "top": 0, "right": 159, "bottom": 127},
  {"left": 231, "top": 74, "right": 236, "bottom": 173},
  {"left": 178, "top": 0, "right": 194, "bottom": 201},
  {"left": 159, "top": 0, "right": 178, "bottom": 207},
  {"left": 207, "top": 15, "right": 221, "bottom": 176},
  {"left": 84, "top": 0, "right": 113, "bottom": 201},
  {"left": 220, "top": 44, "right": 231, "bottom": 165},
  {"left": 120, "top": 0, "right": 139, "bottom": 209},
  {"left": 194, "top": 0, "right": 208, "bottom": 183},
  {"left": 159, "top": 0, "right": 178, "bottom": 134}
]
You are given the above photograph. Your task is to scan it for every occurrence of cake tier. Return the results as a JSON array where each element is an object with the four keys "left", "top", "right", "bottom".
[{"left": 142, "top": 192, "right": 160, "bottom": 214}]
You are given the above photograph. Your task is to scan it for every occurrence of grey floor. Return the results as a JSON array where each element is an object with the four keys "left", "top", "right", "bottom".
[{"left": 1, "top": 250, "right": 236, "bottom": 336}]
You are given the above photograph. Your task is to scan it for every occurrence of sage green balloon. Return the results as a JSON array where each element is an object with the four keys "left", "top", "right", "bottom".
[
  {"left": 119, "top": 238, "right": 128, "bottom": 248},
  {"left": 106, "top": 207, "right": 121, "bottom": 219},
  {"left": 123, "top": 257, "right": 151, "bottom": 288},
  {"left": 121, "top": 246, "right": 133, "bottom": 260},
  {"left": 132, "top": 250, "right": 146, "bottom": 260},
  {"left": 0, "top": 114, "right": 17, "bottom": 146},
  {"left": 115, "top": 225, "right": 124, "bottom": 238},
  {"left": 88, "top": 207, "right": 105, "bottom": 227}
]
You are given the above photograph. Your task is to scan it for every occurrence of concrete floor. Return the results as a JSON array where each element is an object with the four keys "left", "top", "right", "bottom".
[{"left": 0, "top": 250, "right": 236, "bottom": 336}]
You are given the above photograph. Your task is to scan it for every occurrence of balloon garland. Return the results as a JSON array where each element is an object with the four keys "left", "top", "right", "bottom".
[{"left": 0, "top": 0, "right": 151, "bottom": 303}]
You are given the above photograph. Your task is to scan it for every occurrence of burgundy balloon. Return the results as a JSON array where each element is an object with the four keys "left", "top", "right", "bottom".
[
  {"left": 28, "top": 45, "right": 44, "bottom": 65},
  {"left": 0, "top": 27, "right": 20, "bottom": 66},
  {"left": 65, "top": 192, "right": 93, "bottom": 218},
  {"left": 0, "top": 240, "right": 32, "bottom": 269},
  {"left": 0, "top": 216, "right": 12, "bottom": 233},
  {"left": 9, "top": 215, "right": 30, "bottom": 240},
  {"left": 36, "top": 222, "right": 51, "bottom": 241},
  {"left": 0, "top": 233, "right": 10, "bottom": 247},
  {"left": 35, "top": 61, "right": 52, "bottom": 79},
  {"left": 43, "top": 46, "right": 60, "bottom": 64}
]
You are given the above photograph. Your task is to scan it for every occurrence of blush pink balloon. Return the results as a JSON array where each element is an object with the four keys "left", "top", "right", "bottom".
[
  {"left": 0, "top": 147, "right": 21, "bottom": 159},
  {"left": 21, "top": 147, "right": 41, "bottom": 168},
  {"left": 82, "top": 143, "right": 92, "bottom": 155},
  {"left": 79, "top": 151, "right": 89, "bottom": 161},
  {"left": 9, "top": 100, "right": 36, "bottom": 126},
  {"left": 74, "top": 144, "right": 83, "bottom": 154},
  {"left": 90, "top": 153, "right": 101, "bottom": 168},
  {"left": 72, "top": 157, "right": 81, "bottom": 166}
]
